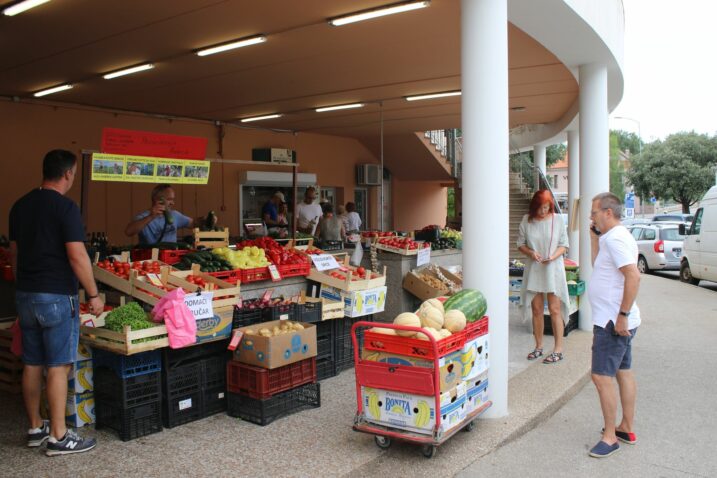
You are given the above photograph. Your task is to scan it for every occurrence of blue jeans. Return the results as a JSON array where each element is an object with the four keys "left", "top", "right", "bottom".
[{"left": 16, "top": 291, "right": 79, "bottom": 367}]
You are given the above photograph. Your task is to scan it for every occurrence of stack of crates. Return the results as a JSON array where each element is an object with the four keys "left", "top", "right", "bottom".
[
  {"left": 334, "top": 315, "right": 374, "bottom": 373},
  {"left": 93, "top": 349, "right": 163, "bottom": 441},
  {"left": 162, "top": 339, "right": 229, "bottom": 428},
  {"left": 296, "top": 300, "right": 336, "bottom": 380}
]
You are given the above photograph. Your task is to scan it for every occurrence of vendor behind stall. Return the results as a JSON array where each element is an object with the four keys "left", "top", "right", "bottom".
[
  {"left": 124, "top": 184, "right": 210, "bottom": 244},
  {"left": 296, "top": 187, "right": 323, "bottom": 235},
  {"left": 316, "top": 203, "right": 345, "bottom": 242},
  {"left": 262, "top": 192, "right": 289, "bottom": 237}
]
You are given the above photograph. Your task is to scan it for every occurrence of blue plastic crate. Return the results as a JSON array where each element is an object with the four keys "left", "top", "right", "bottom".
[{"left": 93, "top": 349, "right": 162, "bottom": 378}]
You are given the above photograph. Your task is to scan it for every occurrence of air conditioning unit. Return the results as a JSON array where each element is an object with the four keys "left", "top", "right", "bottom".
[{"left": 356, "top": 164, "right": 381, "bottom": 185}]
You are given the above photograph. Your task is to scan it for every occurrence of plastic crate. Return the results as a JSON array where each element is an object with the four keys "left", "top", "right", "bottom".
[
  {"left": 163, "top": 339, "right": 229, "bottom": 369},
  {"left": 544, "top": 310, "right": 579, "bottom": 337},
  {"left": 275, "top": 262, "right": 311, "bottom": 278},
  {"left": 131, "top": 248, "right": 191, "bottom": 265},
  {"left": 315, "top": 240, "right": 343, "bottom": 251},
  {"left": 203, "top": 354, "right": 227, "bottom": 390},
  {"left": 93, "top": 349, "right": 161, "bottom": 379},
  {"left": 568, "top": 280, "right": 586, "bottom": 296},
  {"left": 226, "top": 357, "right": 316, "bottom": 399},
  {"left": 363, "top": 326, "right": 466, "bottom": 360},
  {"left": 95, "top": 398, "right": 162, "bottom": 441},
  {"left": 93, "top": 368, "right": 162, "bottom": 408},
  {"left": 316, "top": 358, "right": 337, "bottom": 381},
  {"left": 464, "top": 316, "right": 490, "bottom": 341},
  {"left": 315, "top": 321, "right": 334, "bottom": 361},
  {"left": 239, "top": 267, "right": 271, "bottom": 283},
  {"left": 509, "top": 267, "right": 524, "bottom": 277},
  {"left": 206, "top": 269, "right": 240, "bottom": 284},
  {"left": 202, "top": 385, "right": 227, "bottom": 417},
  {"left": 226, "top": 382, "right": 320, "bottom": 426},
  {"left": 232, "top": 304, "right": 265, "bottom": 329},
  {"left": 262, "top": 303, "right": 296, "bottom": 321},
  {"left": 334, "top": 316, "right": 374, "bottom": 372},
  {"left": 162, "top": 361, "right": 203, "bottom": 428},
  {"left": 296, "top": 301, "right": 321, "bottom": 324}
]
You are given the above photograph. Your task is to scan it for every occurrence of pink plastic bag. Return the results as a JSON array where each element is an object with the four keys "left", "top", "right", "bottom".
[
  {"left": 10, "top": 319, "right": 22, "bottom": 357},
  {"left": 151, "top": 288, "right": 197, "bottom": 349}
]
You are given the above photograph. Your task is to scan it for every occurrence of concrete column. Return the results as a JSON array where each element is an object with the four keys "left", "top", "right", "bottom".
[
  {"left": 534, "top": 144, "right": 547, "bottom": 189},
  {"left": 567, "top": 130, "right": 579, "bottom": 261},
  {"left": 578, "top": 63, "right": 610, "bottom": 330},
  {"left": 462, "top": 0, "right": 509, "bottom": 417}
]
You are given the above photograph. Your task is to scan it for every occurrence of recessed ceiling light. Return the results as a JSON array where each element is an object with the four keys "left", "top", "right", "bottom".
[
  {"left": 33, "top": 84, "right": 72, "bottom": 97},
  {"left": 3, "top": 0, "right": 51, "bottom": 17},
  {"left": 315, "top": 103, "right": 364, "bottom": 113},
  {"left": 103, "top": 63, "right": 154, "bottom": 80},
  {"left": 405, "top": 90, "right": 461, "bottom": 101},
  {"left": 511, "top": 106, "right": 527, "bottom": 112},
  {"left": 196, "top": 35, "right": 267, "bottom": 57},
  {"left": 240, "top": 114, "right": 282, "bottom": 123},
  {"left": 329, "top": 1, "right": 430, "bottom": 27}
]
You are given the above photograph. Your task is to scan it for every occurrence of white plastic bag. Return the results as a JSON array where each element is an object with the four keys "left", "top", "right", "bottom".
[{"left": 350, "top": 242, "right": 364, "bottom": 267}]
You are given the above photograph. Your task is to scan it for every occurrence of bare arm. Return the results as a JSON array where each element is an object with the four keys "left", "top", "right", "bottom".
[
  {"left": 590, "top": 230, "right": 600, "bottom": 265},
  {"left": 66, "top": 242, "right": 104, "bottom": 315},
  {"left": 125, "top": 202, "right": 164, "bottom": 237},
  {"left": 518, "top": 245, "right": 542, "bottom": 262},
  {"left": 615, "top": 263, "right": 640, "bottom": 335}
]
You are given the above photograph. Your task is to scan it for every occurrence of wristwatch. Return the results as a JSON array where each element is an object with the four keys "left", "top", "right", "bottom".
[{"left": 619, "top": 310, "right": 630, "bottom": 317}]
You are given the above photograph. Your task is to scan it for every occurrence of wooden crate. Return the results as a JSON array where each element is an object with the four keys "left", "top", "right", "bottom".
[
  {"left": 169, "top": 265, "right": 241, "bottom": 308},
  {"left": 307, "top": 256, "right": 387, "bottom": 292},
  {"left": 0, "top": 320, "right": 22, "bottom": 393},
  {"left": 194, "top": 227, "right": 229, "bottom": 248},
  {"left": 80, "top": 323, "right": 169, "bottom": 355},
  {"left": 375, "top": 242, "right": 422, "bottom": 256}
]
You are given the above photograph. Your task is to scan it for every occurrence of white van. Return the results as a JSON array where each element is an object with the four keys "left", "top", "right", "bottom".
[{"left": 679, "top": 186, "right": 717, "bottom": 284}]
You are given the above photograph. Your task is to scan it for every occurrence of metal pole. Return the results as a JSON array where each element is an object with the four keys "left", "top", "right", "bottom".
[
  {"left": 380, "top": 103, "right": 384, "bottom": 231},
  {"left": 292, "top": 133, "right": 298, "bottom": 241}
]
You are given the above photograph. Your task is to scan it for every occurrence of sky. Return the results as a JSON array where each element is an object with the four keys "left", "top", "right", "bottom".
[{"left": 609, "top": 0, "right": 717, "bottom": 142}]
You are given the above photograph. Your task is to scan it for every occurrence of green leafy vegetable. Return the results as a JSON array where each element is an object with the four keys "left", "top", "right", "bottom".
[{"left": 104, "top": 303, "right": 154, "bottom": 332}]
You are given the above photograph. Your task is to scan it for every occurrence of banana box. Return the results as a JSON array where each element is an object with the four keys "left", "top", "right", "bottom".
[
  {"left": 320, "top": 285, "right": 387, "bottom": 318},
  {"left": 196, "top": 306, "right": 233, "bottom": 343},
  {"left": 360, "top": 349, "right": 463, "bottom": 392},
  {"left": 465, "top": 372, "right": 489, "bottom": 415},
  {"left": 66, "top": 391, "right": 95, "bottom": 427},
  {"left": 68, "top": 359, "right": 93, "bottom": 393},
  {"left": 460, "top": 333, "right": 489, "bottom": 381},
  {"left": 76, "top": 342, "right": 92, "bottom": 360},
  {"left": 361, "top": 382, "right": 467, "bottom": 435}
]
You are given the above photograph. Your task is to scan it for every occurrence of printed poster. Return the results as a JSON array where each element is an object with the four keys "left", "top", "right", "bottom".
[{"left": 91, "top": 153, "right": 210, "bottom": 184}]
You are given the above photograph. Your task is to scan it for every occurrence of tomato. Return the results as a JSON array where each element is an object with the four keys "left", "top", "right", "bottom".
[{"left": 356, "top": 267, "right": 365, "bottom": 275}]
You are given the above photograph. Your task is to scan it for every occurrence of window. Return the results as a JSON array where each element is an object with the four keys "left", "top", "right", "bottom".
[
  {"left": 631, "top": 228, "right": 643, "bottom": 240},
  {"left": 692, "top": 208, "right": 703, "bottom": 235},
  {"left": 661, "top": 228, "right": 684, "bottom": 241},
  {"left": 643, "top": 229, "right": 656, "bottom": 241}
]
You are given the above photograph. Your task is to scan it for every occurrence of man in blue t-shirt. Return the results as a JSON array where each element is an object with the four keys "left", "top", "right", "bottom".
[
  {"left": 124, "top": 184, "right": 200, "bottom": 244},
  {"left": 9, "top": 149, "right": 103, "bottom": 456}
]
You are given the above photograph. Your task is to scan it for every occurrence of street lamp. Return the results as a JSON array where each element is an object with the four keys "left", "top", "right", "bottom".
[{"left": 614, "top": 116, "right": 642, "bottom": 155}]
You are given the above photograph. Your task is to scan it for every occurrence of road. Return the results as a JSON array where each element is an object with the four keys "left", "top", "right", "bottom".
[
  {"left": 458, "top": 273, "right": 717, "bottom": 478},
  {"left": 651, "top": 270, "right": 717, "bottom": 292}
]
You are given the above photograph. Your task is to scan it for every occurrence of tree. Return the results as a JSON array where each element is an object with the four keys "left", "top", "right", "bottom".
[
  {"left": 612, "top": 129, "right": 643, "bottom": 156},
  {"left": 609, "top": 132, "right": 626, "bottom": 200},
  {"left": 626, "top": 132, "right": 717, "bottom": 213},
  {"left": 546, "top": 144, "right": 566, "bottom": 167}
]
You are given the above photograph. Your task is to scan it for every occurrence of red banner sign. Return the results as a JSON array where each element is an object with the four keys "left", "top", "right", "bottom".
[{"left": 101, "top": 128, "right": 208, "bottom": 160}]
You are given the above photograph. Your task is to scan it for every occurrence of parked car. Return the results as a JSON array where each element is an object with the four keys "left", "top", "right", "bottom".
[
  {"left": 622, "top": 218, "right": 651, "bottom": 227},
  {"left": 626, "top": 223, "right": 685, "bottom": 273},
  {"left": 652, "top": 213, "right": 694, "bottom": 224},
  {"left": 679, "top": 186, "right": 717, "bottom": 285}
]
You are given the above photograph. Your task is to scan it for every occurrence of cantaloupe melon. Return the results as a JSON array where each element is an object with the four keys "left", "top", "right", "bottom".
[{"left": 393, "top": 312, "right": 421, "bottom": 337}]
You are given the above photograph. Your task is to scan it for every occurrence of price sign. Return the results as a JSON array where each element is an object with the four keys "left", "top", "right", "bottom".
[
  {"left": 416, "top": 246, "right": 431, "bottom": 267},
  {"left": 268, "top": 264, "right": 282, "bottom": 282},
  {"left": 145, "top": 273, "right": 164, "bottom": 287},
  {"left": 310, "top": 254, "right": 340, "bottom": 271},
  {"left": 183, "top": 292, "right": 214, "bottom": 320}
]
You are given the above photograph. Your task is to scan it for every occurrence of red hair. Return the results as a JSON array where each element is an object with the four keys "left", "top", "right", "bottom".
[{"left": 528, "top": 190, "right": 554, "bottom": 221}]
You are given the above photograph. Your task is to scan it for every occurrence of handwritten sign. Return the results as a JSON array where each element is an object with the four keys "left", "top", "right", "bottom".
[
  {"left": 268, "top": 264, "right": 282, "bottom": 282},
  {"left": 310, "top": 254, "right": 340, "bottom": 271},
  {"left": 416, "top": 246, "right": 431, "bottom": 267},
  {"left": 184, "top": 292, "right": 214, "bottom": 320},
  {"left": 101, "top": 128, "right": 208, "bottom": 160}
]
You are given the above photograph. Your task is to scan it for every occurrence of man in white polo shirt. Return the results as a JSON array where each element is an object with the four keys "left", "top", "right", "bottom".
[{"left": 587, "top": 192, "right": 641, "bottom": 458}]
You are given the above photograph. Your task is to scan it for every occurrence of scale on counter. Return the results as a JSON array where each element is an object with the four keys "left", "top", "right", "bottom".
[{"left": 244, "top": 222, "right": 266, "bottom": 238}]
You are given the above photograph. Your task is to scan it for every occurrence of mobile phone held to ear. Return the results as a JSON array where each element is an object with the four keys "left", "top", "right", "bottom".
[{"left": 591, "top": 225, "right": 601, "bottom": 236}]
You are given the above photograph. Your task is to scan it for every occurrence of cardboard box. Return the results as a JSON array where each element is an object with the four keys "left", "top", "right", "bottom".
[
  {"left": 465, "top": 372, "right": 489, "bottom": 414},
  {"left": 235, "top": 320, "right": 317, "bottom": 369},
  {"left": 76, "top": 341, "right": 93, "bottom": 360},
  {"left": 196, "top": 305, "right": 233, "bottom": 343},
  {"left": 508, "top": 277, "right": 523, "bottom": 292},
  {"left": 461, "top": 333, "right": 489, "bottom": 381},
  {"left": 66, "top": 391, "right": 95, "bottom": 427},
  {"left": 361, "top": 382, "right": 467, "bottom": 435},
  {"left": 361, "top": 349, "right": 463, "bottom": 392},
  {"left": 403, "top": 266, "right": 462, "bottom": 301},
  {"left": 320, "top": 285, "right": 387, "bottom": 318},
  {"left": 68, "top": 359, "right": 93, "bottom": 393}
]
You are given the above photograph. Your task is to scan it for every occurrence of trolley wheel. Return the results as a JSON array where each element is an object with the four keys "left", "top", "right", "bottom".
[
  {"left": 374, "top": 435, "right": 392, "bottom": 449},
  {"left": 421, "top": 445, "right": 437, "bottom": 459},
  {"left": 463, "top": 420, "right": 476, "bottom": 432}
]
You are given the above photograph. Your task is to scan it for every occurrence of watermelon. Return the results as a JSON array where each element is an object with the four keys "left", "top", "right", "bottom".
[{"left": 443, "top": 289, "right": 487, "bottom": 322}]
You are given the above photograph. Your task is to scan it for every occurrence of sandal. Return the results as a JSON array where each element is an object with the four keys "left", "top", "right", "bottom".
[
  {"left": 527, "top": 348, "right": 544, "bottom": 360},
  {"left": 542, "top": 352, "right": 564, "bottom": 364}
]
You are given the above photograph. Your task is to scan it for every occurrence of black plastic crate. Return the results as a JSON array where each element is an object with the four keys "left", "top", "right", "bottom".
[
  {"left": 163, "top": 339, "right": 229, "bottom": 369},
  {"left": 226, "top": 382, "right": 320, "bottom": 426},
  {"left": 315, "top": 320, "right": 334, "bottom": 361},
  {"left": 544, "top": 310, "right": 579, "bottom": 337},
  {"left": 232, "top": 305, "right": 265, "bottom": 329},
  {"left": 296, "top": 301, "right": 321, "bottom": 324},
  {"left": 202, "top": 385, "right": 227, "bottom": 417},
  {"left": 95, "top": 398, "right": 162, "bottom": 441},
  {"left": 162, "top": 361, "right": 203, "bottom": 428},
  {"left": 316, "top": 358, "right": 337, "bottom": 381},
  {"left": 262, "top": 303, "right": 296, "bottom": 321},
  {"left": 334, "top": 316, "right": 374, "bottom": 371},
  {"left": 94, "top": 368, "right": 162, "bottom": 408},
  {"left": 93, "top": 349, "right": 161, "bottom": 378},
  {"left": 202, "top": 354, "right": 227, "bottom": 390}
]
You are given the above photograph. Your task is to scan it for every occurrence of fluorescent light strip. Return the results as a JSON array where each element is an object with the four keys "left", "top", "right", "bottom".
[
  {"left": 103, "top": 63, "right": 154, "bottom": 80},
  {"left": 240, "top": 114, "right": 282, "bottom": 123},
  {"left": 405, "top": 90, "right": 461, "bottom": 101},
  {"left": 315, "top": 103, "right": 364, "bottom": 113},
  {"left": 3, "top": 0, "right": 51, "bottom": 16},
  {"left": 33, "top": 84, "right": 73, "bottom": 97},
  {"left": 196, "top": 35, "right": 267, "bottom": 57},
  {"left": 329, "top": 1, "right": 430, "bottom": 26}
]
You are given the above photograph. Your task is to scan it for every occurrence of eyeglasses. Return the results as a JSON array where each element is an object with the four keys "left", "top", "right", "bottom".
[{"left": 590, "top": 208, "right": 609, "bottom": 217}]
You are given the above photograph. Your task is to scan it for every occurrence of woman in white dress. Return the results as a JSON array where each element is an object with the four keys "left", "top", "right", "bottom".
[{"left": 517, "top": 190, "right": 569, "bottom": 364}]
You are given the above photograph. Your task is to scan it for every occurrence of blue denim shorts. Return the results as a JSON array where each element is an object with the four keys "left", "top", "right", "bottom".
[
  {"left": 592, "top": 321, "right": 638, "bottom": 377},
  {"left": 15, "top": 291, "right": 79, "bottom": 367}
]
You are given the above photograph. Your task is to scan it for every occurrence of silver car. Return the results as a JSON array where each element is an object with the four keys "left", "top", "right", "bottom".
[{"left": 627, "top": 223, "right": 685, "bottom": 273}]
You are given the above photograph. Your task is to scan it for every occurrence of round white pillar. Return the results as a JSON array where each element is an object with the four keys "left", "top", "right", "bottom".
[
  {"left": 462, "top": 0, "right": 509, "bottom": 418},
  {"left": 534, "top": 144, "right": 547, "bottom": 189},
  {"left": 578, "top": 63, "right": 609, "bottom": 330},
  {"left": 567, "top": 130, "right": 580, "bottom": 261}
]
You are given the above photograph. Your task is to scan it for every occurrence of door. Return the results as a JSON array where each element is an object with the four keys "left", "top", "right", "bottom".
[
  {"left": 685, "top": 208, "right": 703, "bottom": 274},
  {"left": 700, "top": 204, "right": 717, "bottom": 280},
  {"left": 354, "top": 188, "right": 368, "bottom": 231}
]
